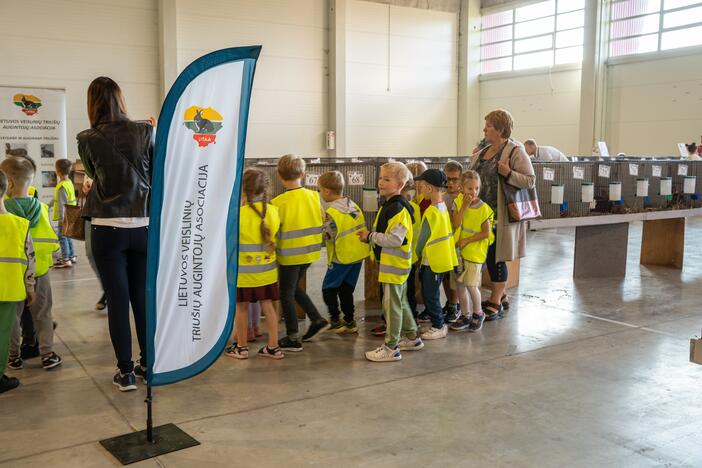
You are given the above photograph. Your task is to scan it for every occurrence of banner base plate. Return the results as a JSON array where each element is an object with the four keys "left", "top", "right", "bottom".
[{"left": 99, "top": 423, "right": 199, "bottom": 465}]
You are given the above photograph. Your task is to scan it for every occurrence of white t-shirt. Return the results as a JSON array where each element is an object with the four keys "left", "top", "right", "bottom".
[{"left": 534, "top": 145, "right": 569, "bottom": 162}]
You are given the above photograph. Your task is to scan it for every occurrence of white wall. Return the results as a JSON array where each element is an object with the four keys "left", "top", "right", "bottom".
[
  {"left": 479, "top": 69, "right": 582, "bottom": 155},
  {"left": 0, "top": 0, "right": 161, "bottom": 157},
  {"left": 176, "top": 0, "right": 329, "bottom": 158},
  {"left": 605, "top": 54, "right": 702, "bottom": 156},
  {"left": 346, "top": 0, "right": 458, "bottom": 157}
]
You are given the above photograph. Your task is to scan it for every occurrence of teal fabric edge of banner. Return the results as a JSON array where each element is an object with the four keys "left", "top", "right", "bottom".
[{"left": 146, "top": 46, "right": 261, "bottom": 387}]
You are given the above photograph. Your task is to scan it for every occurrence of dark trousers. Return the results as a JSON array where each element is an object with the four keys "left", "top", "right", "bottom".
[
  {"left": 279, "top": 263, "right": 322, "bottom": 340},
  {"left": 406, "top": 263, "right": 418, "bottom": 319},
  {"left": 420, "top": 265, "right": 445, "bottom": 329},
  {"left": 91, "top": 225, "right": 148, "bottom": 374},
  {"left": 486, "top": 240, "right": 508, "bottom": 283},
  {"left": 20, "top": 304, "right": 36, "bottom": 346},
  {"left": 322, "top": 262, "right": 362, "bottom": 323}
]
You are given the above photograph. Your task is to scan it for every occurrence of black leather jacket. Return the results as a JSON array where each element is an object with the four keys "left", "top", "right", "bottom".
[{"left": 77, "top": 119, "right": 153, "bottom": 219}]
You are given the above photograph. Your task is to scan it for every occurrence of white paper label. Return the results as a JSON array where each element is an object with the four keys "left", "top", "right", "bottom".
[
  {"left": 305, "top": 173, "right": 320, "bottom": 186},
  {"left": 597, "top": 141, "right": 609, "bottom": 157},
  {"left": 348, "top": 171, "right": 364, "bottom": 186},
  {"left": 572, "top": 167, "right": 584, "bottom": 180},
  {"left": 652, "top": 165, "right": 662, "bottom": 177},
  {"left": 629, "top": 164, "right": 638, "bottom": 176},
  {"left": 678, "top": 143, "right": 689, "bottom": 158},
  {"left": 362, "top": 189, "right": 378, "bottom": 211},
  {"left": 543, "top": 168, "right": 555, "bottom": 181},
  {"left": 678, "top": 164, "right": 688, "bottom": 176},
  {"left": 310, "top": 158, "right": 321, "bottom": 164},
  {"left": 598, "top": 165, "right": 610, "bottom": 178}
]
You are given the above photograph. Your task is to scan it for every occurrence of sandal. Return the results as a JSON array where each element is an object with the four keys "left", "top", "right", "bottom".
[
  {"left": 483, "top": 302, "right": 503, "bottom": 322},
  {"left": 482, "top": 294, "right": 509, "bottom": 311},
  {"left": 258, "top": 345, "right": 284, "bottom": 360},
  {"left": 224, "top": 343, "right": 249, "bottom": 359}
]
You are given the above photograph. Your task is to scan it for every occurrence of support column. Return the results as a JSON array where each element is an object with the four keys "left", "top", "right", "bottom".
[
  {"left": 577, "top": 0, "right": 607, "bottom": 155},
  {"left": 457, "top": 0, "right": 481, "bottom": 156},
  {"left": 328, "top": 0, "right": 347, "bottom": 158},
  {"left": 640, "top": 218, "right": 685, "bottom": 269},
  {"left": 158, "top": 0, "right": 179, "bottom": 100}
]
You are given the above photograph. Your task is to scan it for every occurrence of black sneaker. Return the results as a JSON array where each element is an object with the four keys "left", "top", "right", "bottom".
[
  {"left": 113, "top": 371, "right": 137, "bottom": 392},
  {"left": 417, "top": 311, "right": 432, "bottom": 323},
  {"left": 444, "top": 305, "right": 461, "bottom": 323},
  {"left": 7, "top": 356, "right": 23, "bottom": 370},
  {"left": 134, "top": 365, "right": 147, "bottom": 384},
  {"left": 20, "top": 341, "right": 40, "bottom": 359},
  {"left": 278, "top": 336, "right": 303, "bottom": 352},
  {"left": 0, "top": 374, "right": 20, "bottom": 394},
  {"left": 41, "top": 352, "right": 62, "bottom": 370},
  {"left": 449, "top": 315, "right": 471, "bottom": 331},
  {"left": 468, "top": 313, "right": 486, "bottom": 332},
  {"left": 302, "top": 319, "right": 329, "bottom": 342},
  {"left": 95, "top": 293, "right": 107, "bottom": 311}
]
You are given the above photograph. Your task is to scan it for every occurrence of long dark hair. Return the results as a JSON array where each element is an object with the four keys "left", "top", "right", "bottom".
[
  {"left": 87, "top": 77, "right": 128, "bottom": 128},
  {"left": 242, "top": 168, "right": 274, "bottom": 252}
]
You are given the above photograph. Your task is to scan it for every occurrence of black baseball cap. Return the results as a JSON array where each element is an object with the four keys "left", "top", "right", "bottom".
[{"left": 414, "top": 169, "right": 447, "bottom": 188}]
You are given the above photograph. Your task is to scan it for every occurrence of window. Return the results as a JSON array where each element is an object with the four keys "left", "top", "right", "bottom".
[
  {"left": 480, "top": 0, "right": 585, "bottom": 74},
  {"left": 610, "top": 0, "right": 702, "bottom": 57}
]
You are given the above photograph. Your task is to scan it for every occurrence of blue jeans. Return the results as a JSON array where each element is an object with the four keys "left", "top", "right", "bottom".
[
  {"left": 57, "top": 221, "right": 74, "bottom": 260},
  {"left": 420, "top": 265, "right": 445, "bottom": 329},
  {"left": 322, "top": 262, "right": 363, "bottom": 323}
]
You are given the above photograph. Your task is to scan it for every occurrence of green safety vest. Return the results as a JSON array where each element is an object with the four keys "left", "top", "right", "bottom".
[
  {"left": 0, "top": 213, "right": 30, "bottom": 301},
  {"left": 53, "top": 179, "right": 77, "bottom": 221},
  {"left": 325, "top": 203, "right": 369, "bottom": 265},
  {"left": 420, "top": 204, "right": 458, "bottom": 274},
  {"left": 32, "top": 203, "right": 59, "bottom": 276},
  {"left": 271, "top": 188, "right": 323, "bottom": 266},
  {"left": 372, "top": 208, "right": 413, "bottom": 285},
  {"left": 237, "top": 202, "right": 280, "bottom": 288},
  {"left": 455, "top": 200, "right": 494, "bottom": 263}
]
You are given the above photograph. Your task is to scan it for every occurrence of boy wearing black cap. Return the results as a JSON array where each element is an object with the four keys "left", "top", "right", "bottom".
[{"left": 414, "top": 169, "right": 458, "bottom": 340}]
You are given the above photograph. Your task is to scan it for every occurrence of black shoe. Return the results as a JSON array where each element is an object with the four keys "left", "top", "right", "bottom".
[
  {"left": 41, "top": 352, "right": 62, "bottom": 370},
  {"left": 113, "top": 371, "right": 137, "bottom": 391},
  {"left": 449, "top": 315, "right": 471, "bottom": 331},
  {"left": 95, "top": 293, "right": 107, "bottom": 311},
  {"left": 444, "top": 305, "right": 461, "bottom": 323},
  {"left": 278, "top": 336, "right": 303, "bottom": 352},
  {"left": 7, "top": 356, "right": 23, "bottom": 370},
  {"left": 20, "top": 341, "right": 40, "bottom": 359},
  {"left": 417, "top": 311, "right": 432, "bottom": 323},
  {"left": 302, "top": 319, "right": 329, "bottom": 342},
  {"left": 134, "top": 364, "right": 147, "bottom": 384},
  {"left": 0, "top": 374, "right": 20, "bottom": 394}
]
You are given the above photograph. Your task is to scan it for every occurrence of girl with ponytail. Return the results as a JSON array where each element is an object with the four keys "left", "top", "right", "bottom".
[{"left": 225, "top": 168, "right": 284, "bottom": 360}]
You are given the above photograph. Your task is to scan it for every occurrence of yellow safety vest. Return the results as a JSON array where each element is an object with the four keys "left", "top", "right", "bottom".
[
  {"left": 271, "top": 188, "right": 323, "bottom": 266},
  {"left": 325, "top": 203, "right": 369, "bottom": 265},
  {"left": 409, "top": 200, "right": 421, "bottom": 264},
  {"left": 372, "top": 207, "right": 413, "bottom": 284},
  {"left": 53, "top": 179, "right": 77, "bottom": 221},
  {"left": 420, "top": 204, "right": 458, "bottom": 274},
  {"left": 3, "top": 185, "right": 38, "bottom": 201},
  {"left": 455, "top": 200, "right": 494, "bottom": 263},
  {"left": 237, "top": 202, "right": 280, "bottom": 288},
  {"left": 452, "top": 193, "right": 464, "bottom": 213},
  {"left": 0, "top": 214, "right": 30, "bottom": 301},
  {"left": 31, "top": 203, "right": 59, "bottom": 276}
]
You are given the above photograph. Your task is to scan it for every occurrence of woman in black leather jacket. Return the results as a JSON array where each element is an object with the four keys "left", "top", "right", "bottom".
[{"left": 77, "top": 76, "right": 153, "bottom": 392}]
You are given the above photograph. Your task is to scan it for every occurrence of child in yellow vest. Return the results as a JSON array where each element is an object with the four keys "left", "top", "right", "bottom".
[
  {"left": 53, "top": 158, "right": 77, "bottom": 268},
  {"left": 442, "top": 160, "right": 464, "bottom": 322},
  {"left": 450, "top": 171, "right": 494, "bottom": 333},
  {"left": 1, "top": 157, "right": 62, "bottom": 371},
  {"left": 0, "top": 170, "right": 36, "bottom": 393},
  {"left": 271, "top": 154, "right": 326, "bottom": 352},
  {"left": 318, "top": 171, "right": 369, "bottom": 334},
  {"left": 225, "top": 168, "right": 284, "bottom": 360},
  {"left": 358, "top": 163, "right": 423, "bottom": 362},
  {"left": 414, "top": 169, "right": 459, "bottom": 340}
]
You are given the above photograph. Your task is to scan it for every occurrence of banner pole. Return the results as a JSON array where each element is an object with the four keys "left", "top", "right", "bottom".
[{"left": 146, "top": 384, "right": 154, "bottom": 443}]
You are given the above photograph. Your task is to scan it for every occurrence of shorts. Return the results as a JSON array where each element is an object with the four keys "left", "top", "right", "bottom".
[
  {"left": 456, "top": 261, "right": 482, "bottom": 287},
  {"left": 236, "top": 283, "right": 280, "bottom": 303}
]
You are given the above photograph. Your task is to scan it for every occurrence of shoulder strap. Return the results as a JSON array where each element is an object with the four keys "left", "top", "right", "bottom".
[{"left": 93, "top": 125, "right": 151, "bottom": 189}]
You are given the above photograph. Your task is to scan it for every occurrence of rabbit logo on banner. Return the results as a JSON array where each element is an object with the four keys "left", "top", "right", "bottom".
[{"left": 183, "top": 106, "right": 223, "bottom": 147}]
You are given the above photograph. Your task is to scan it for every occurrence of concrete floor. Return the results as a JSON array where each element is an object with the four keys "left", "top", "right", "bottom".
[{"left": 2, "top": 219, "right": 702, "bottom": 467}]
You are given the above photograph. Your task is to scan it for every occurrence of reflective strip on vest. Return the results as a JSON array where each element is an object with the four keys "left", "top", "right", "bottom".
[
  {"left": 336, "top": 223, "right": 364, "bottom": 239},
  {"left": 379, "top": 264, "right": 411, "bottom": 276},
  {"left": 0, "top": 257, "right": 28, "bottom": 265},
  {"left": 278, "top": 226, "right": 323, "bottom": 240},
  {"left": 277, "top": 243, "right": 323, "bottom": 257},
  {"left": 33, "top": 237, "right": 59, "bottom": 244},
  {"left": 239, "top": 262, "right": 278, "bottom": 274},
  {"left": 239, "top": 243, "right": 266, "bottom": 252},
  {"left": 426, "top": 233, "right": 453, "bottom": 246},
  {"left": 461, "top": 226, "right": 479, "bottom": 235},
  {"left": 382, "top": 247, "right": 411, "bottom": 260}
]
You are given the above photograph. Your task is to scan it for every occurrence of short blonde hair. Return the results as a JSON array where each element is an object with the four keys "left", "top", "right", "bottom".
[
  {"left": 277, "top": 154, "right": 305, "bottom": 181},
  {"left": 0, "top": 157, "right": 34, "bottom": 186},
  {"left": 405, "top": 161, "right": 427, "bottom": 178},
  {"left": 318, "top": 170, "right": 344, "bottom": 195},
  {"left": 462, "top": 170, "right": 480, "bottom": 184},
  {"left": 381, "top": 162, "right": 411, "bottom": 187},
  {"left": 444, "top": 160, "right": 463, "bottom": 173},
  {"left": 485, "top": 109, "right": 514, "bottom": 139}
]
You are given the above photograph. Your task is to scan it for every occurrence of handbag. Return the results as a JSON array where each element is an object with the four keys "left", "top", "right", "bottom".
[
  {"left": 500, "top": 146, "right": 542, "bottom": 222},
  {"left": 63, "top": 196, "right": 85, "bottom": 240}
]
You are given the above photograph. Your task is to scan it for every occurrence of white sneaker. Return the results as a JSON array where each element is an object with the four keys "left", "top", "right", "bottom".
[
  {"left": 365, "top": 344, "right": 402, "bottom": 362},
  {"left": 399, "top": 336, "right": 425, "bottom": 351},
  {"left": 420, "top": 325, "right": 448, "bottom": 340}
]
